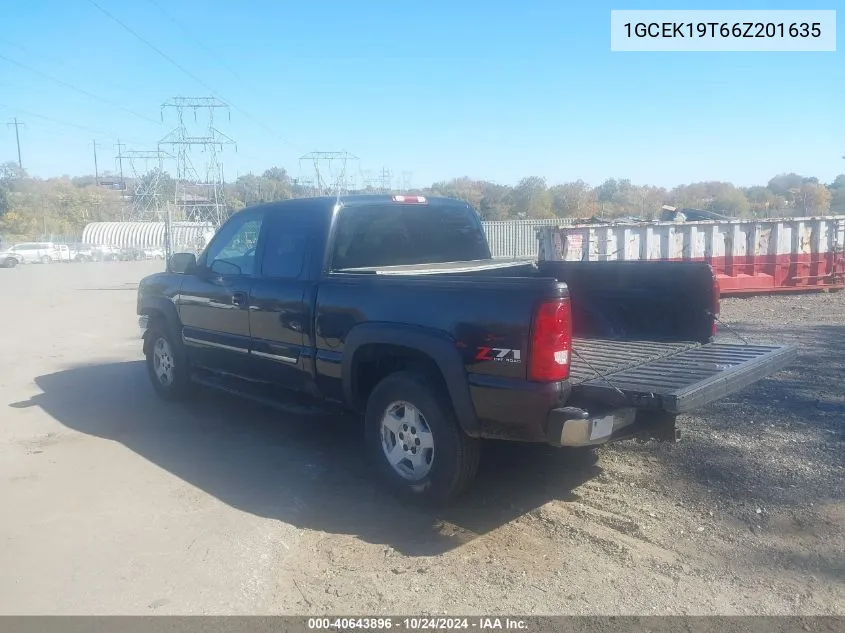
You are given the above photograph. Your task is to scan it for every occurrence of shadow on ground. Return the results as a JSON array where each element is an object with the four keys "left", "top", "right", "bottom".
[
  {"left": 10, "top": 361, "right": 600, "bottom": 557},
  {"left": 618, "top": 324, "right": 845, "bottom": 510}
]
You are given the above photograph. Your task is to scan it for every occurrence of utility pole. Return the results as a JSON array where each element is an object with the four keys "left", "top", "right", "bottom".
[
  {"left": 115, "top": 139, "right": 126, "bottom": 190},
  {"left": 92, "top": 140, "right": 100, "bottom": 183},
  {"left": 6, "top": 117, "right": 24, "bottom": 169}
]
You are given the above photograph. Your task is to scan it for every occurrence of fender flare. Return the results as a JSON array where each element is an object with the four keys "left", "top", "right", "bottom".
[
  {"left": 138, "top": 296, "right": 182, "bottom": 351},
  {"left": 342, "top": 323, "right": 481, "bottom": 437}
]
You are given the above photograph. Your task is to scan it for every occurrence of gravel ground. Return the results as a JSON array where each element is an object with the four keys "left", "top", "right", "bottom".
[{"left": 0, "top": 261, "right": 842, "bottom": 615}]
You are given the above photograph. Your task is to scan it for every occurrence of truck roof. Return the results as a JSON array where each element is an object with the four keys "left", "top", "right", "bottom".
[{"left": 243, "top": 194, "right": 473, "bottom": 215}]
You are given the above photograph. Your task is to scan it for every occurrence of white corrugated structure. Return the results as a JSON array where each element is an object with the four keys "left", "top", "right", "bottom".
[
  {"left": 482, "top": 218, "right": 572, "bottom": 259},
  {"left": 82, "top": 222, "right": 217, "bottom": 252},
  {"left": 81, "top": 219, "right": 573, "bottom": 259},
  {"left": 537, "top": 215, "right": 845, "bottom": 295}
]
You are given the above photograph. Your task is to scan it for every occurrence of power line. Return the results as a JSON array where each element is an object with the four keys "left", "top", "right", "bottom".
[
  {"left": 86, "top": 0, "right": 303, "bottom": 152},
  {"left": 143, "top": 0, "right": 247, "bottom": 86},
  {"left": 86, "top": 0, "right": 219, "bottom": 96},
  {"left": 0, "top": 101, "right": 148, "bottom": 146},
  {"left": 2, "top": 39, "right": 74, "bottom": 71},
  {"left": 0, "top": 53, "right": 162, "bottom": 126},
  {"left": 1, "top": 38, "right": 167, "bottom": 123}
]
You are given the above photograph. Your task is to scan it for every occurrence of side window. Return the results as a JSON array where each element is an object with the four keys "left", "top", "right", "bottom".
[
  {"left": 204, "top": 215, "right": 264, "bottom": 276},
  {"left": 261, "top": 224, "right": 309, "bottom": 279}
]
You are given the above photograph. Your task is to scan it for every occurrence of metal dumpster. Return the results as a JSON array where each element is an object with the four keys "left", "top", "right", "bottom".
[{"left": 537, "top": 216, "right": 845, "bottom": 295}]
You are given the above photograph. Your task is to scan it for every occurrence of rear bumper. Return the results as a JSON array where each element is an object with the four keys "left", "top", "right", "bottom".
[
  {"left": 545, "top": 406, "right": 637, "bottom": 447},
  {"left": 545, "top": 407, "right": 681, "bottom": 447},
  {"left": 469, "top": 374, "right": 677, "bottom": 446}
]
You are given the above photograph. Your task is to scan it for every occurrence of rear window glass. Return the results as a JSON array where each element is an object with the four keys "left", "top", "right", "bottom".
[{"left": 331, "top": 203, "right": 490, "bottom": 269}]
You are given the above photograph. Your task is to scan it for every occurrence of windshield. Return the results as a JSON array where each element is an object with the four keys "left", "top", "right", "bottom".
[{"left": 331, "top": 202, "right": 491, "bottom": 270}]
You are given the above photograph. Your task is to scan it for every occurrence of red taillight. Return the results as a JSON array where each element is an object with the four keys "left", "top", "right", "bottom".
[
  {"left": 392, "top": 195, "right": 427, "bottom": 204},
  {"left": 529, "top": 298, "right": 572, "bottom": 382}
]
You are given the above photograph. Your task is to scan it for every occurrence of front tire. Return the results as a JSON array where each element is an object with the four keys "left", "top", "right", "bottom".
[
  {"left": 364, "top": 370, "right": 480, "bottom": 504},
  {"left": 144, "top": 324, "right": 192, "bottom": 401},
  {"left": 2, "top": 257, "right": 16, "bottom": 268}
]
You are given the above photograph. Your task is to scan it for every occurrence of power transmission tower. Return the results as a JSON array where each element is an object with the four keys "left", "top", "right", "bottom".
[
  {"left": 6, "top": 117, "right": 24, "bottom": 169},
  {"left": 298, "top": 151, "right": 359, "bottom": 197},
  {"left": 117, "top": 148, "right": 175, "bottom": 223},
  {"left": 378, "top": 167, "right": 392, "bottom": 193},
  {"left": 158, "top": 96, "right": 236, "bottom": 228},
  {"left": 293, "top": 177, "right": 315, "bottom": 197},
  {"left": 400, "top": 171, "right": 413, "bottom": 191},
  {"left": 358, "top": 169, "right": 377, "bottom": 192}
]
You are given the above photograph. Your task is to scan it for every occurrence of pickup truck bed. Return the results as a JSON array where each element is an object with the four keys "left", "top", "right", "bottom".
[{"left": 570, "top": 337, "right": 700, "bottom": 384}]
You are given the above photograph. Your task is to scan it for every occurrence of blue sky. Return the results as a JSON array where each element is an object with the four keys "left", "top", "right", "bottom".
[{"left": 1, "top": 0, "right": 842, "bottom": 189}]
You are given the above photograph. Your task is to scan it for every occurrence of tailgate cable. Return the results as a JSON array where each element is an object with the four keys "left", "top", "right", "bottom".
[
  {"left": 709, "top": 312, "right": 749, "bottom": 345},
  {"left": 570, "top": 347, "right": 627, "bottom": 398},
  {"left": 572, "top": 312, "right": 752, "bottom": 402}
]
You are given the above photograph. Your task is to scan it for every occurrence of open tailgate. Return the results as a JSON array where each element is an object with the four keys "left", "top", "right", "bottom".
[{"left": 571, "top": 341, "right": 799, "bottom": 414}]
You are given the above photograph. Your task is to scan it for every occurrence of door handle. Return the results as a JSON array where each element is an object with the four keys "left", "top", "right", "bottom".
[{"left": 232, "top": 292, "right": 248, "bottom": 308}]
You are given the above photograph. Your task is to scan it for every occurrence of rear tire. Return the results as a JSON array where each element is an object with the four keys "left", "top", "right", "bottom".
[
  {"left": 144, "top": 323, "right": 192, "bottom": 401},
  {"left": 364, "top": 370, "right": 480, "bottom": 504},
  {"left": 40, "top": 255, "right": 52, "bottom": 264}
]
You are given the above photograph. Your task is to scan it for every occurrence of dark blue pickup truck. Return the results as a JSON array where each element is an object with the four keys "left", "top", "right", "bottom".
[{"left": 136, "top": 195, "right": 797, "bottom": 502}]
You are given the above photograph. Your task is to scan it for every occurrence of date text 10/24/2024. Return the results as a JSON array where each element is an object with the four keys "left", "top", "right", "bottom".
[
  {"left": 610, "top": 10, "right": 836, "bottom": 52},
  {"left": 307, "top": 617, "right": 528, "bottom": 630}
]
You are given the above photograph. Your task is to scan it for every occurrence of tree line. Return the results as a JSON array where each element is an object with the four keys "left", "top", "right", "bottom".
[{"left": 1, "top": 159, "right": 844, "bottom": 241}]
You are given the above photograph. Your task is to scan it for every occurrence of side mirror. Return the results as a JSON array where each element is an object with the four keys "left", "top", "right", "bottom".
[
  {"left": 168, "top": 252, "right": 197, "bottom": 274},
  {"left": 209, "top": 258, "right": 242, "bottom": 276}
]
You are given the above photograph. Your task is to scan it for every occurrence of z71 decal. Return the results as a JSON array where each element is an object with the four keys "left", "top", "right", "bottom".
[{"left": 475, "top": 347, "right": 522, "bottom": 363}]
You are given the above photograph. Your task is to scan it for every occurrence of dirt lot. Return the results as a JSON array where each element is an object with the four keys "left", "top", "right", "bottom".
[{"left": 0, "top": 260, "right": 842, "bottom": 615}]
